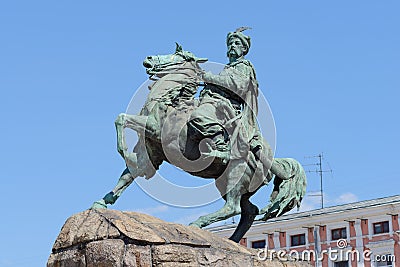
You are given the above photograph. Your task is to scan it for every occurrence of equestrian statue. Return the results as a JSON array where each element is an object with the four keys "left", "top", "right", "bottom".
[{"left": 91, "top": 28, "right": 307, "bottom": 242}]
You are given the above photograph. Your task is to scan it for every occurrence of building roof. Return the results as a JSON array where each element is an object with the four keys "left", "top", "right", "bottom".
[{"left": 208, "top": 194, "right": 400, "bottom": 232}]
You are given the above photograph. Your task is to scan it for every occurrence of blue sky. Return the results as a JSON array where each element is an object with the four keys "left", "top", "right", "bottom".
[{"left": 1, "top": 1, "right": 399, "bottom": 266}]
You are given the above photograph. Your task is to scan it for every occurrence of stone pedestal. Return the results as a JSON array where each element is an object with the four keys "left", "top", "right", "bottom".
[{"left": 48, "top": 209, "right": 310, "bottom": 267}]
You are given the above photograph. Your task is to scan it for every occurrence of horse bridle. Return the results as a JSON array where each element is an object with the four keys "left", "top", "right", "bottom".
[{"left": 148, "top": 54, "right": 204, "bottom": 82}]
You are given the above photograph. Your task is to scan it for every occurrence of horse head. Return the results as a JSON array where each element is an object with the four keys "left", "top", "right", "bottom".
[{"left": 143, "top": 43, "right": 207, "bottom": 76}]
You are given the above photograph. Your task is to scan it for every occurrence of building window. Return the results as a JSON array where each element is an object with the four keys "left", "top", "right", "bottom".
[
  {"left": 373, "top": 221, "right": 389, "bottom": 234},
  {"left": 376, "top": 254, "right": 394, "bottom": 267},
  {"left": 239, "top": 238, "right": 247, "bottom": 247},
  {"left": 290, "top": 234, "right": 305, "bottom": 246},
  {"left": 251, "top": 240, "right": 266, "bottom": 249},
  {"left": 331, "top": 227, "right": 347, "bottom": 240},
  {"left": 334, "top": 261, "right": 348, "bottom": 267}
]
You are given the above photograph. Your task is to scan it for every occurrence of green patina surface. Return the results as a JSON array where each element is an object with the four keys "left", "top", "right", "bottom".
[{"left": 91, "top": 28, "right": 307, "bottom": 243}]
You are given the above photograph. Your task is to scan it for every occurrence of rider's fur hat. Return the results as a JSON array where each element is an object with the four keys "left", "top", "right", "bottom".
[{"left": 226, "top": 27, "right": 252, "bottom": 55}]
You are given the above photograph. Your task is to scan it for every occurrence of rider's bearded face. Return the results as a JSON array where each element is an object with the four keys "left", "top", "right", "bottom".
[{"left": 227, "top": 37, "right": 246, "bottom": 60}]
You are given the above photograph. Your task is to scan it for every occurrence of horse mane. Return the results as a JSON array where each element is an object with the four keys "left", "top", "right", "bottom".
[{"left": 146, "top": 61, "right": 200, "bottom": 106}]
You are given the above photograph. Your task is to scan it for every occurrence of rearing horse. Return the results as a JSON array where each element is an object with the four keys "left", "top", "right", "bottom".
[{"left": 91, "top": 44, "right": 306, "bottom": 242}]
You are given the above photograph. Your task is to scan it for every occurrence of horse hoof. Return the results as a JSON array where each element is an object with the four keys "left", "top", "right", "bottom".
[
  {"left": 115, "top": 113, "right": 126, "bottom": 126},
  {"left": 91, "top": 200, "right": 107, "bottom": 209}
]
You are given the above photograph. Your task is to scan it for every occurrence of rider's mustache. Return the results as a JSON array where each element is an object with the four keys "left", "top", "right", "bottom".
[{"left": 227, "top": 47, "right": 240, "bottom": 57}]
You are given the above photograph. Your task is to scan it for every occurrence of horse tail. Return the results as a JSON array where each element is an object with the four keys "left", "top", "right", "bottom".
[{"left": 259, "top": 158, "right": 307, "bottom": 220}]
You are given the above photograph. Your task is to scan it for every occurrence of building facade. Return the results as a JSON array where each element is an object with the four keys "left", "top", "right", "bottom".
[{"left": 209, "top": 195, "right": 400, "bottom": 267}]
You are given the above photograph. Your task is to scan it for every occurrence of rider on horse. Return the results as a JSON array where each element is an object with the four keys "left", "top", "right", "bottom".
[
  {"left": 188, "top": 27, "right": 268, "bottom": 190},
  {"left": 91, "top": 29, "right": 306, "bottom": 239}
]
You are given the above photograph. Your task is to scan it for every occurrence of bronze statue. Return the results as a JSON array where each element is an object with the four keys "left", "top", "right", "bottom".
[{"left": 92, "top": 28, "right": 306, "bottom": 242}]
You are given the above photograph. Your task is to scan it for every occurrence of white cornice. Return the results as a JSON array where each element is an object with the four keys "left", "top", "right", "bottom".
[
  {"left": 209, "top": 195, "right": 400, "bottom": 236},
  {"left": 366, "top": 239, "right": 395, "bottom": 249}
]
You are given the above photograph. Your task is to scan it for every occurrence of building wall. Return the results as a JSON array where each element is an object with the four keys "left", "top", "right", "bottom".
[{"left": 210, "top": 195, "right": 400, "bottom": 267}]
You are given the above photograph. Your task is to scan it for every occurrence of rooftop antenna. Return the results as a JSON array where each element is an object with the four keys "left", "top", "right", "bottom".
[{"left": 304, "top": 153, "right": 333, "bottom": 209}]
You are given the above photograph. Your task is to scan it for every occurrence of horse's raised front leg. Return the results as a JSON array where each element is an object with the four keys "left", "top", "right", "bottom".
[
  {"left": 115, "top": 113, "right": 128, "bottom": 159},
  {"left": 91, "top": 168, "right": 136, "bottom": 209},
  {"left": 115, "top": 113, "right": 147, "bottom": 171},
  {"left": 115, "top": 113, "right": 147, "bottom": 159},
  {"left": 115, "top": 113, "right": 158, "bottom": 162}
]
